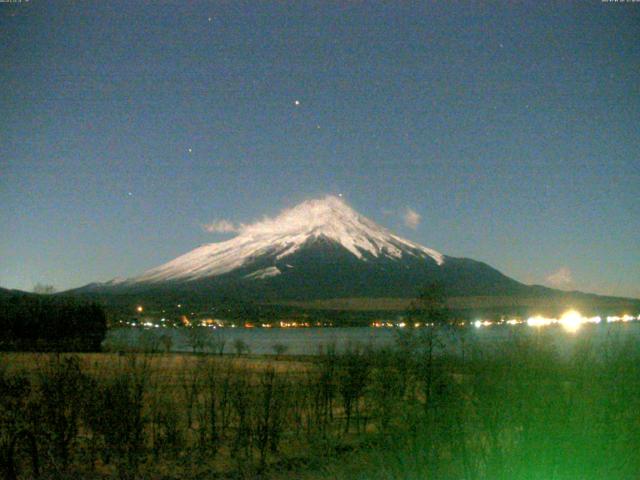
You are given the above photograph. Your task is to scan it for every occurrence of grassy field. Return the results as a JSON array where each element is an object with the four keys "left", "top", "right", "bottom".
[
  {"left": 2, "top": 327, "right": 640, "bottom": 479},
  {"left": 2, "top": 351, "right": 312, "bottom": 377}
]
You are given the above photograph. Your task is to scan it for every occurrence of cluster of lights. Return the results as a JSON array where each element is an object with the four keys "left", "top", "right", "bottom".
[
  {"left": 279, "top": 321, "right": 312, "bottom": 328},
  {"left": 123, "top": 320, "right": 165, "bottom": 328},
  {"left": 606, "top": 315, "right": 637, "bottom": 323},
  {"left": 474, "top": 320, "right": 494, "bottom": 328},
  {"left": 198, "top": 318, "right": 225, "bottom": 328},
  {"left": 124, "top": 320, "right": 332, "bottom": 329},
  {"left": 129, "top": 304, "right": 639, "bottom": 333},
  {"left": 371, "top": 321, "right": 396, "bottom": 328},
  {"left": 472, "top": 319, "right": 506, "bottom": 328},
  {"left": 525, "top": 310, "right": 604, "bottom": 332},
  {"left": 371, "top": 321, "right": 447, "bottom": 328},
  {"left": 370, "top": 312, "right": 640, "bottom": 332},
  {"left": 471, "top": 310, "right": 640, "bottom": 333}
]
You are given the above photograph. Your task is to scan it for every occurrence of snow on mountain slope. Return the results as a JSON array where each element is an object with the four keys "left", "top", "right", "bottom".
[
  {"left": 129, "top": 196, "right": 444, "bottom": 284},
  {"left": 244, "top": 266, "right": 281, "bottom": 280}
]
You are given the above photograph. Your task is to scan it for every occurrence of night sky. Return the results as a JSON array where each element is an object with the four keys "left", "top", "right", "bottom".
[{"left": 1, "top": 1, "right": 638, "bottom": 298}]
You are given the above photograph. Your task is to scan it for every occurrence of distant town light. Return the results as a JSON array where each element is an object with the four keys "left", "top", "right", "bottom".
[
  {"left": 527, "top": 315, "right": 553, "bottom": 328},
  {"left": 559, "top": 310, "right": 582, "bottom": 333},
  {"left": 474, "top": 320, "right": 492, "bottom": 328}
]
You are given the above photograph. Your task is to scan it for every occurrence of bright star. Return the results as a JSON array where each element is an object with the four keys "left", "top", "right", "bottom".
[
  {"left": 188, "top": 148, "right": 192, "bottom": 153},
  {"left": 294, "top": 100, "right": 300, "bottom": 106}
]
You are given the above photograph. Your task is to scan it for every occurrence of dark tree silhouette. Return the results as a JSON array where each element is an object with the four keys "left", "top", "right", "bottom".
[{"left": 0, "top": 293, "right": 107, "bottom": 351}]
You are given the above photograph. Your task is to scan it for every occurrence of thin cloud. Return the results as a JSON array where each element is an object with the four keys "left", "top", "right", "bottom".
[
  {"left": 202, "top": 219, "right": 240, "bottom": 234},
  {"left": 546, "top": 267, "right": 573, "bottom": 288},
  {"left": 403, "top": 208, "right": 421, "bottom": 229}
]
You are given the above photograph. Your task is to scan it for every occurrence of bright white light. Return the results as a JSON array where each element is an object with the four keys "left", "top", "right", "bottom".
[
  {"left": 465, "top": 312, "right": 637, "bottom": 329},
  {"left": 473, "top": 320, "right": 492, "bottom": 328},
  {"left": 559, "top": 310, "right": 582, "bottom": 333},
  {"left": 527, "top": 316, "right": 554, "bottom": 327}
]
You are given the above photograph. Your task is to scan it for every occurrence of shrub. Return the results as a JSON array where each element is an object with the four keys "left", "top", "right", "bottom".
[
  {"left": 233, "top": 339, "right": 250, "bottom": 356},
  {"left": 35, "top": 355, "right": 89, "bottom": 472}
]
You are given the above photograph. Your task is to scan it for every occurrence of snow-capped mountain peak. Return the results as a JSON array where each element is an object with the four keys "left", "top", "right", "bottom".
[{"left": 130, "top": 195, "right": 444, "bottom": 283}]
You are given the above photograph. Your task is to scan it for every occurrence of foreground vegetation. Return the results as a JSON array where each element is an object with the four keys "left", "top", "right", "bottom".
[{"left": 1, "top": 325, "right": 639, "bottom": 480}]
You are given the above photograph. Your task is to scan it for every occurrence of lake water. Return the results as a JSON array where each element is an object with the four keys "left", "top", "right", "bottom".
[{"left": 106, "top": 322, "right": 640, "bottom": 356}]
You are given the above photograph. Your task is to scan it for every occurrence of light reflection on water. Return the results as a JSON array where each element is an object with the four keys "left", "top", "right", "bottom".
[{"left": 106, "top": 322, "right": 640, "bottom": 356}]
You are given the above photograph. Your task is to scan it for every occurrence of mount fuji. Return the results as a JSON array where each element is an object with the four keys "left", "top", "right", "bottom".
[{"left": 77, "top": 196, "right": 532, "bottom": 300}]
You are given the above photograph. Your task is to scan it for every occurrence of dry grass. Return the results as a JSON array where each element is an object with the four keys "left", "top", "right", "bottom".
[{"left": 1, "top": 351, "right": 313, "bottom": 376}]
